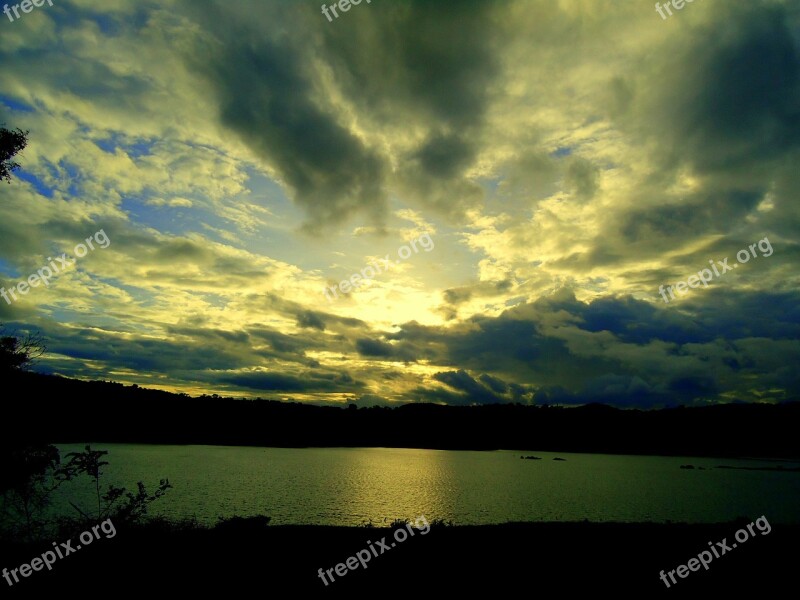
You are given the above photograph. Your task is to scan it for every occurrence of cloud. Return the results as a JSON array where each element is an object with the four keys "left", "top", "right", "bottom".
[
  {"left": 297, "top": 310, "right": 326, "bottom": 331},
  {"left": 217, "top": 370, "right": 359, "bottom": 393},
  {"left": 634, "top": 4, "right": 800, "bottom": 173},
  {"left": 1, "top": 0, "right": 797, "bottom": 410}
]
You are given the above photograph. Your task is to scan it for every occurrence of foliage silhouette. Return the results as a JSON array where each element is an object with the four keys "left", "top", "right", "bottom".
[
  {"left": 0, "top": 444, "right": 172, "bottom": 542},
  {"left": 0, "top": 125, "right": 28, "bottom": 183},
  {"left": 0, "top": 443, "right": 61, "bottom": 541},
  {"left": 0, "top": 326, "right": 45, "bottom": 373}
]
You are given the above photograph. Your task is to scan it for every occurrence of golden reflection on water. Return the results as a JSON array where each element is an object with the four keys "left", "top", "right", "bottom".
[
  {"left": 321, "top": 448, "right": 456, "bottom": 526},
  {"left": 53, "top": 445, "right": 800, "bottom": 526}
]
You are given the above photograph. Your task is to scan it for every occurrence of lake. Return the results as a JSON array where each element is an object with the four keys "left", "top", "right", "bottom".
[{"left": 53, "top": 445, "right": 800, "bottom": 526}]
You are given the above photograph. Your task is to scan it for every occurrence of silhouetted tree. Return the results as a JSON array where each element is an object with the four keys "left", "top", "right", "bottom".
[
  {"left": 0, "top": 326, "right": 45, "bottom": 372},
  {"left": 0, "top": 443, "right": 61, "bottom": 541},
  {"left": 0, "top": 125, "right": 28, "bottom": 183},
  {"left": 0, "top": 444, "right": 172, "bottom": 541},
  {"left": 59, "top": 445, "right": 172, "bottom": 522}
]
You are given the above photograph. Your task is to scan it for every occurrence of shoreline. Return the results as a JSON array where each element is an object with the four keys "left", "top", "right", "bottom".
[{"left": 52, "top": 441, "right": 800, "bottom": 462}]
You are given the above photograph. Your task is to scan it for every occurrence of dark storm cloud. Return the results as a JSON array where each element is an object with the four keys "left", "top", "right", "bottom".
[
  {"left": 478, "top": 373, "right": 508, "bottom": 394},
  {"left": 248, "top": 327, "right": 315, "bottom": 355},
  {"left": 255, "top": 293, "right": 367, "bottom": 333},
  {"left": 570, "top": 289, "right": 800, "bottom": 346},
  {"left": 320, "top": 0, "right": 501, "bottom": 129},
  {"left": 617, "top": 190, "right": 762, "bottom": 247},
  {"left": 438, "top": 280, "right": 517, "bottom": 320},
  {"left": 565, "top": 157, "right": 600, "bottom": 200},
  {"left": 408, "top": 384, "right": 482, "bottom": 407},
  {"left": 354, "top": 336, "right": 417, "bottom": 362},
  {"left": 534, "top": 375, "right": 661, "bottom": 409},
  {"left": 41, "top": 323, "right": 248, "bottom": 374},
  {"left": 432, "top": 369, "right": 539, "bottom": 405},
  {"left": 219, "top": 372, "right": 310, "bottom": 392},
  {"left": 443, "top": 287, "right": 473, "bottom": 305},
  {"left": 155, "top": 238, "right": 213, "bottom": 262},
  {"left": 297, "top": 310, "right": 326, "bottom": 331},
  {"left": 442, "top": 279, "right": 514, "bottom": 308},
  {"left": 389, "top": 304, "right": 615, "bottom": 388},
  {"left": 205, "top": 42, "right": 386, "bottom": 230},
  {"left": 411, "top": 133, "right": 477, "bottom": 180},
  {"left": 21, "top": 316, "right": 367, "bottom": 395},
  {"left": 39, "top": 320, "right": 328, "bottom": 384},
  {"left": 533, "top": 372, "right": 719, "bottom": 409},
  {"left": 218, "top": 370, "right": 360, "bottom": 393},
  {"left": 575, "top": 295, "right": 716, "bottom": 346},
  {"left": 672, "top": 290, "right": 800, "bottom": 342},
  {"left": 634, "top": 4, "right": 800, "bottom": 174},
  {"left": 180, "top": 0, "right": 504, "bottom": 228},
  {"left": 0, "top": 215, "right": 54, "bottom": 261},
  {"left": 561, "top": 2, "right": 800, "bottom": 282},
  {"left": 433, "top": 369, "right": 505, "bottom": 404},
  {"left": 177, "top": 2, "right": 387, "bottom": 232},
  {"left": 387, "top": 289, "right": 800, "bottom": 407},
  {"left": 381, "top": 0, "right": 499, "bottom": 129},
  {"left": 355, "top": 337, "right": 395, "bottom": 358},
  {"left": 446, "top": 318, "right": 545, "bottom": 366},
  {"left": 434, "top": 314, "right": 577, "bottom": 378}
]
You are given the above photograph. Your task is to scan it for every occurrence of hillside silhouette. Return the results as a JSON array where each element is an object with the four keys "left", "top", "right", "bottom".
[{"left": 5, "top": 371, "right": 799, "bottom": 457}]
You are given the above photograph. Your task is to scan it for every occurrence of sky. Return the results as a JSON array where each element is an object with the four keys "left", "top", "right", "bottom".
[{"left": 1, "top": 0, "right": 798, "bottom": 408}]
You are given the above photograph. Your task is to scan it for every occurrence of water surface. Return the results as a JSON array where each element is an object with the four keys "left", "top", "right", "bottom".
[{"left": 54, "top": 445, "right": 800, "bottom": 526}]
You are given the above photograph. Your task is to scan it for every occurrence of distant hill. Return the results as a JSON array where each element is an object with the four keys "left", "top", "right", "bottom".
[{"left": 4, "top": 371, "right": 799, "bottom": 457}]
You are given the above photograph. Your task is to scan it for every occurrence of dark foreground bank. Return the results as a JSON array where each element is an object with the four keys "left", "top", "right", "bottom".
[{"left": 0, "top": 520, "right": 795, "bottom": 595}]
